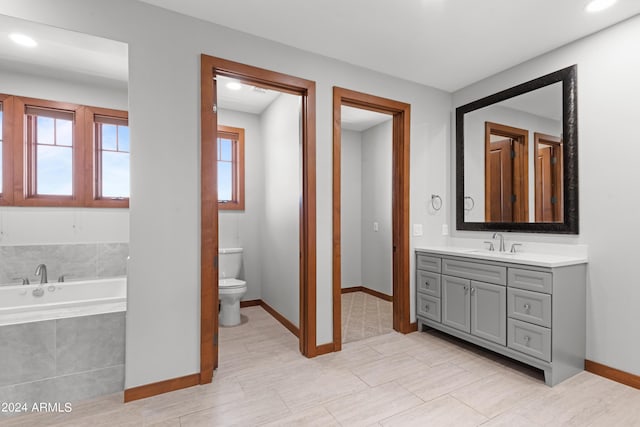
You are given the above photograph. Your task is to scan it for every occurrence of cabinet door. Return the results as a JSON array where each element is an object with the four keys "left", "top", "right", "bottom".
[
  {"left": 471, "top": 281, "right": 506, "bottom": 345},
  {"left": 442, "top": 275, "right": 470, "bottom": 333}
]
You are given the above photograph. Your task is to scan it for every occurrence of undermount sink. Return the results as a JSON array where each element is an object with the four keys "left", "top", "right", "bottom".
[{"left": 466, "top": 250, "right": 517, "bottom": 256}]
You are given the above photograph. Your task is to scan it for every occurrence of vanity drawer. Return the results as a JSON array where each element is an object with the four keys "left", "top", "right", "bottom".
[
  {"left": 508, "top": 319, "right": 551, "bottom": 362},
  {"left": 417, "top": 293, "right": 441, "bottom": 322},
  {"left": 442, "top": 258, "right": 506, "bottom": 285},
  {"left": 508, "top": 288, "right": 551, "bottom": 328},
  {"left": 417, "top": 270, "right": 441, "bottom": 297},
  {"left": 508, "top": 268, "right": 552, "bottom": 294},
  {"left": 417, "top": 254, "right": 441, "bottom": 273}
]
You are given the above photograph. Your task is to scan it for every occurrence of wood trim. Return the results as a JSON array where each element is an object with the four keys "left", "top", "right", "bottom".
[
  {"left": 585, "top": 360, "right": 640, "bottom": 390},
  {"left": 217, "top": 124, "right": 245, "bottom": 211},
  {"left": 0, "top": 94, "right": 15, "bottom": 205},
  {"left": 240, "top": 299, "right": 262, "bottom": 308},
  {"left": 260, "top": 299, "right": 300, "bottom": 337},
  {"left": 200, "top": 54, "right": 317, "bottom": 385},
  {"left": 341, "top": 286, "right": 393, "bottom": 302},
  {"left": 316, "top": 343, "right": 335, "bottom": 356},
  {"left": 123, "top": 373, "right": 200, "bottom": 403},
  {"left": 409, "top": 322, "right": 418, "bottom": 332},
  {"left": 332, "top": 87, "right": 412, "bottom": 352}
]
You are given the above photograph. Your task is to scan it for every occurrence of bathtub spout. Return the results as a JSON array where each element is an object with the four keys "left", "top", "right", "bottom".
[{"left": 35, "top": 264, "right": 48, "bottom": 284}]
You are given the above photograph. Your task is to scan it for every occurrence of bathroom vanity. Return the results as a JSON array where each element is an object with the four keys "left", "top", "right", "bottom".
[{"left": 415, "top": 247, "right": 587, "bottom": 386}]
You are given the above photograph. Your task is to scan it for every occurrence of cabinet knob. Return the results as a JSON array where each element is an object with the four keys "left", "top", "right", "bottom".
[
  {"left": 463, "top": 286, "right": 468, "bottom": 292},
  {"left": 424, "top": 281, "right": 430, "bottom": 287},
  {"left": 425, "top": 305, "right": 430, "bottom": 312},
  {"left": 523, "top": 303, "right": 530, "bottom": 311},
  {"left": 524, "top": 335, "right": 531, "bottom": 344},
  {"left": 471, "top": 287, "right": 476, "bottom": 294}
]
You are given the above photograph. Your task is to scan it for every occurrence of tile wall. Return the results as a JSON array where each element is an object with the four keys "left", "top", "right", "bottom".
[
  {"left": 0, "top": 312, "right": 125, "bottom": 417},
  {"left": 0, "top": 243, "right": 128, "bottom": 285}
]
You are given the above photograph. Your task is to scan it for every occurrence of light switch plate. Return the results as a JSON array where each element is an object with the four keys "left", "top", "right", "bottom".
[
  {"left": 442, "top": 224, "right": 449, "bottom": 235},
  {"left": 413, "top": 224, "right": 423, "bottom": 236}
]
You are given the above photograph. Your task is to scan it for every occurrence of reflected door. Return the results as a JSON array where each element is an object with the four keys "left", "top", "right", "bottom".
[
  {"left": 535, "top": 133, "right": 563, "bottom": 222},
  {"left": 484, "top": 122, "right": 529, "bottom": 223},
  {"left": 486, "top": 138, "right": 513, "bottom": 222}
]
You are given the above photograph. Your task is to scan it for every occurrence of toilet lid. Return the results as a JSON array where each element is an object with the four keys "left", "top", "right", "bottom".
[{"left": 219, "top": 278, "right": 246, "bottom": 289}]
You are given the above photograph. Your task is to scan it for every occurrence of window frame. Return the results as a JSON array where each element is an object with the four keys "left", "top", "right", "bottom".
[
  {"left": 14, "top": 97, "right": 86, "bottom": 207},
  {"left": 217, "top": 125, "right": 245, "bottom": 211},
  {"left": 0, "top": 94, "right": 14, "bottom": 205},
  {"left": 85, "top": 106, "right": 130, "bottom": 208}
]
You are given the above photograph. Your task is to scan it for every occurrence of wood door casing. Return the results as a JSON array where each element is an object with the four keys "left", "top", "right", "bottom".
[
  {"left": 534, "top": 132, "right": 563, "bottom": 222},
  {"left": 484, "top": 122, "right": 529, "bottom": 223}
]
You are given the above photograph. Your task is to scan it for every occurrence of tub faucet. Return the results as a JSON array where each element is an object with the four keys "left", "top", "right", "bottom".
[
  {"left": 35, "top": 264, "right": 48, "bottom": 284},
  {"left": 492, "top": 232, "right": 506, "bottom": 252}
]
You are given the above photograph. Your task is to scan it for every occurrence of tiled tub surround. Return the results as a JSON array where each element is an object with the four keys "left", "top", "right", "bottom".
[
  {"left": 0, "top": 312, "right": 125, "bottom": 418},
  {"left": 0, "top": 242, "right": 128, "bottom": 286}
]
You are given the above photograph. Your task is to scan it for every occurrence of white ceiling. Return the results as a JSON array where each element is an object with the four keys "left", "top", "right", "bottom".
[
  {"left": 341, "top": 106, "right": 392, "bottom": 132},
  {"left": 0, "top": 14, "right": 128, "bottom": 87},
  {"left": 217, "top": 75, "right": 281, "bottom": 114},
  {"left": 139, "top": 0, "right": 640, "bottom": 92}
]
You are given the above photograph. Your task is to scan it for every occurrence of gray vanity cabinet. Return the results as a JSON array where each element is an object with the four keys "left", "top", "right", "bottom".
[
  {"left": 416, "top": 249, "right": 587, "bottom": 387},
  {"left": 471, "top": 281, "right": 507, "bottom": 345}
]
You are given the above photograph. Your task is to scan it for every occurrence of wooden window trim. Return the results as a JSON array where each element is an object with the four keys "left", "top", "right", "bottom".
[
  {"left": 13, "top": 96, "right": 85, "bottom": 207},
  {"left": 85, "top": 106, "right": 129, "bottom": 208},
  {"left": 0, "top": 94, "right": 15, "bottom": 206},
  {"left": 217, "top": 124, "right": 244, "bottom": 211}
]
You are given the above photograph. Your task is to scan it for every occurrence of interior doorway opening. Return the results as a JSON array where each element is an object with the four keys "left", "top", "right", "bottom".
[
  {"left": 332, "top": 87, "right": 412, "bottom": 352},
  {"left": 200, "top": 55, "right": 316, "bottom": 384}
]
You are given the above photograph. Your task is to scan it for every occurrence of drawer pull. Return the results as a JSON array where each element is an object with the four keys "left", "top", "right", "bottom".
[
  {"left": 424, "top": 281, "right": 430, "bottom": 287},
  {"left": 523, "top": 303, "right": 530, "bottom": 312},
  {"left": 464, "top": 286, "right": 469, "bottom": 293},
  {"left": 524, "top": 335, "right": 531, "bottom": 345},
  {"left": 425, "top": 305, "right": 430, "bottom": 312},
  {"left": 471, "top": 287, "right": 476, "bottom": 294}
]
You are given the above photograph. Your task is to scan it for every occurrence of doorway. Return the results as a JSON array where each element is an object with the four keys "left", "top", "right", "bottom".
[
  {"left": 534, "top": 132, "right": 563, "bottom": 222},
  {"left": 332, "top": 87, "right": 412, "bottom": 352},
  {"left": 200, "top": 55, "right": 316, "bottom": 384},
  {"left": 484, "top": 121, "right": 529, "bottom": 222}
]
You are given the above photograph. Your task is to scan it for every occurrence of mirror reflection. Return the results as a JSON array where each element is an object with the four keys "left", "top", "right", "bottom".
[
  {"left": 464, "top": 82, "right": 563, "bottom": 223},
  {"left": 456, "top": 64, "right": 578, "bottom": 234}
]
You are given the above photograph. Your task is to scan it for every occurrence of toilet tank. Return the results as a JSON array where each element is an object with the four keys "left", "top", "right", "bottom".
[{"left": 219, "top": 248, "right": 243, "bottom": 279}]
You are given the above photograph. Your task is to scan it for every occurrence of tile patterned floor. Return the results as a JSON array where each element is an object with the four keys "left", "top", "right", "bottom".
[
  {"left": 341, "top": 291, "right": 392, "bottom": 344},
  {"left": 4, "top": 306, "right": 640, "bottom": 426}
]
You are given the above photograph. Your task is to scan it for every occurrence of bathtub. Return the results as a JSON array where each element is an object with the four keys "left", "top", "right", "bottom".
[{"left": 0, "top": 277, "right": 126, "bottom": 326}]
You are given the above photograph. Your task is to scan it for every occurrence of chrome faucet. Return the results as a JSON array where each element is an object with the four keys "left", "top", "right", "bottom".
[
  {"left": 35, "top": 264, "right": 48, "bottom": 284},
  {"left": 492, "top": 232, "right": 506, "bottom": 252}
]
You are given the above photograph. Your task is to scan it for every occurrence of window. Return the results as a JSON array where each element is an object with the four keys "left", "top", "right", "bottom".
[
  {"left": 26, "top": 106, "right": 75, "bottom": 197},
  {"left": 0, "top": 94, "right": 128, "bottom": 208},
  {"left": 88, "top": 107, "right": 130, "bottom": 207},
  {"left": 217, "top": 125, "right": 244, "bottom": 210}
]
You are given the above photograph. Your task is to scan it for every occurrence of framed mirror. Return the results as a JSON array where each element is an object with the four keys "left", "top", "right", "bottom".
[{"left": 456, "top": 65, "right": 578, "bottom": 234}]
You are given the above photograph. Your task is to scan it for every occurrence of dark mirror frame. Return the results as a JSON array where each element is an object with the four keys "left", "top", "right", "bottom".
[{"left": 456, "top": 64, "right": 578, "bottom": 234}]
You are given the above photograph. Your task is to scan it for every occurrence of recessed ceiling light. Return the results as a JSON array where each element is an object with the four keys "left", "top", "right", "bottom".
[
  {"left": 226, "top": 81, "right": 242, "bottom": 91},
  {"left": 9, "top": 33, "right": 37, "bottom": 47},
  {"left": 585, "top": 0, "right": 617, "bottom": 13}
]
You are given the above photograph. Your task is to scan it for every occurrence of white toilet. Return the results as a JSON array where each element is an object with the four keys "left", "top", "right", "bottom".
[{"left": 218, "top": 248, "right": 247, "bottom": 327}]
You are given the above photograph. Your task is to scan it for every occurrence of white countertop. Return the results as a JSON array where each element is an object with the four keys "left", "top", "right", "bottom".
[{"left": 415, "top": 246, "right": 587, "bottom": 268}]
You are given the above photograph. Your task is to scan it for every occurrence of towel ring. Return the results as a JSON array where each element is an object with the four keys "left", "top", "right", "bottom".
[
  {"left": 464, "top": 196, "right": 475, "bottom": 211},
  {"left": 430, "top": 194, "right": 442, "bottom": 211}
]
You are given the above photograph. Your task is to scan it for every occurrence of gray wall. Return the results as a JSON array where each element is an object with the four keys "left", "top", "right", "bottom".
[
  {"left": 452, "top": 15, "right": 640, "bottom": 376},
  {"left": 340, "top": 130, "right": 362, "bottom": 288},
  {"left": 217, "top": 108, "right": 263, "bottom": 302},
  {"left": 260, "top": 93, "right": 301, "bottom": 327},
  {"left": 0, "top": 0, "right": 452, "bottom": 389},
  {"left": 361, "top": 121, "right": 393, "bottom": 296}
]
